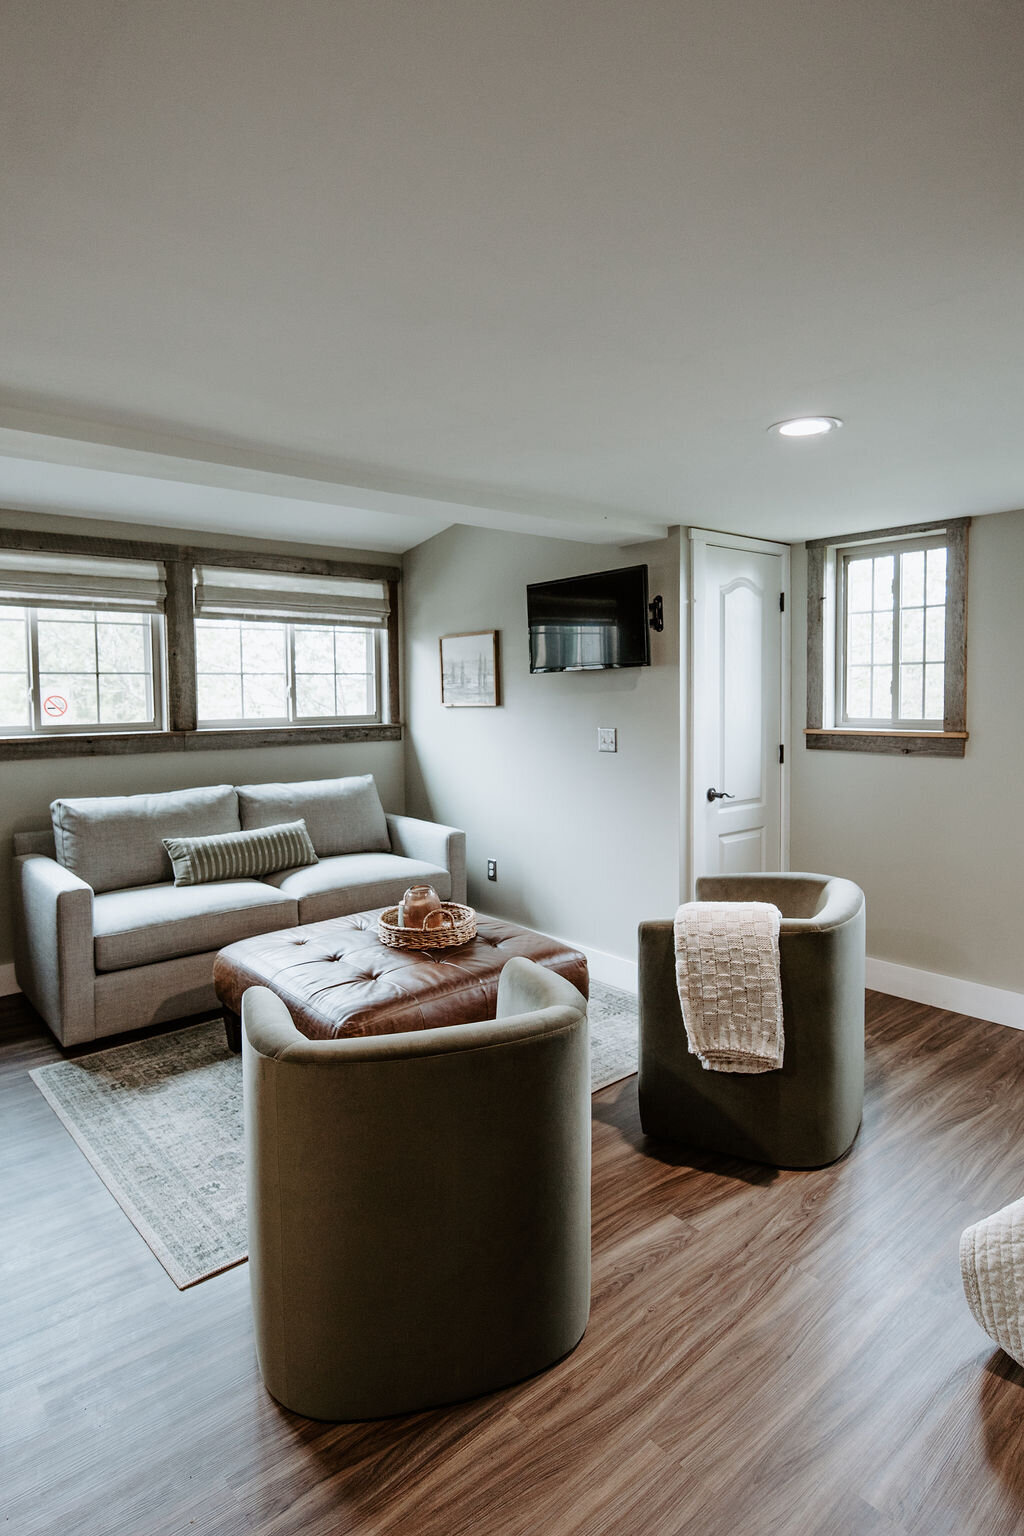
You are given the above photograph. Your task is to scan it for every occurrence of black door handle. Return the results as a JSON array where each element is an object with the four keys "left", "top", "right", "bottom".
[{"left": 706, "top": 787, "right": 735, "bottom": 802}]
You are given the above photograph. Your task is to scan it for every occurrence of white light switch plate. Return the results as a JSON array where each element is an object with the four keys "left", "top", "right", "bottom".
[{"left": 597, "top": 726, "right": 617, "bottom": 753}]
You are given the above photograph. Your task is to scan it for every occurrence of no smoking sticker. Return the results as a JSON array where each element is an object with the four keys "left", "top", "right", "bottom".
[{"left": 43, "top": 694, "right": 68, "bottom": 717}]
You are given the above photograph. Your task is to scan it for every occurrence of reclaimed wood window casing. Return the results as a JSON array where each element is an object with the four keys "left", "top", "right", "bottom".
[
  {"left": 0, "top": 527, "right": 402, "bottom": 760},
  {"left": 805, "top": 518, "right": 969, "bottom": 758},
  {"left": 192, "top": 566, "right": 389, "bottom": 730}
]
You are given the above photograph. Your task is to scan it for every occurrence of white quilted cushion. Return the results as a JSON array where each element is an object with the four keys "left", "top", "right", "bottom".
[{"left": 960, "top": 1195, "right": 1024, "bottom": 1367}]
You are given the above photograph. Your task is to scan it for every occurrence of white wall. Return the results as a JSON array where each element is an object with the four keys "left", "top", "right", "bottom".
[
  {"left": 790, "top": 507, "right": 1024, "bottom": 998},
  {"left": 403, "top": 525, "right": 681, "bottom": 982},
  {"left": 0, "top": 510, "right": 404, "bottom": 976}
]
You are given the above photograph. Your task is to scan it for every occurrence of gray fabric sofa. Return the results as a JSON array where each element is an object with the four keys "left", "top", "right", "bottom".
[
  {"left": 13, "top": 774, "right": 466, "bottom": 1047},
  {"left": 243, "top": 956, "right": 591, "bottom": 1419}
]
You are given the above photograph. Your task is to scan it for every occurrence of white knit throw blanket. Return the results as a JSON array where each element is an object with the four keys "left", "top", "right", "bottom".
[{"left": 673, "top": 901, "right": 784, "bottom": 1073}]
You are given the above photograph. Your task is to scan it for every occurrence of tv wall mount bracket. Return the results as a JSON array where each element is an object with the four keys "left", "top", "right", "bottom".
[{"left": 648, "top": 594, "right": 664, "bottom": 632}]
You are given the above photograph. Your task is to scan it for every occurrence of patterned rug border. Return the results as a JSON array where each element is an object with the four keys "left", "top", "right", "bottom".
[{"left": 30, "top": 1025, "right": 247, "bottom": 1290}]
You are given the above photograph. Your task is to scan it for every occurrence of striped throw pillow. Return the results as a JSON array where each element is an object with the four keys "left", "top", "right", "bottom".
[{"left": 162, "top": 819, "right": 317, "bottom": 887}]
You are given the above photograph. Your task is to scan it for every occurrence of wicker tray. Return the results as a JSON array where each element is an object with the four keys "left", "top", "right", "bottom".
[{"left": 378, "top": 902, "right": 477, "bottom": 950}]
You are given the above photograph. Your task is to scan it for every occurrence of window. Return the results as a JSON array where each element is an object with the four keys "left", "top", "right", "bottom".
[
  {"left": 806, "top": 519, "right": 969, "bottom": 757},
  {"left": 0, "top": 536, "right": 400, "bottom": 758},
  {"left": 195, "top": 619, "right": 378, "bottom": 725},
  {"left": 0, "top": 552, "right": 165, "bottom": 736},
  {"left": 192, "top": 565, "right": 388, "bottom": 728}
]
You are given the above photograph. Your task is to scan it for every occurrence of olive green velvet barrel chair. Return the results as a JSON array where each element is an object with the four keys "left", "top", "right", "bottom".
[
  {"left": 242, "top": 957, "right": 591, "bottom": 1420},
  {"left": 638, "top": 873, "right": 866, "bottom": 1169}
]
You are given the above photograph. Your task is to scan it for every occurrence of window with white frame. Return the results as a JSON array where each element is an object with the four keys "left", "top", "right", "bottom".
[
  {"left": 0, "top": 552, "right": 165, "bottom": 735},
  {"left": 192, "top": 566, "right": 387, "bottom": 727},
  {"left": 806, "top": 519, "right": 969, "bottom": 756}
]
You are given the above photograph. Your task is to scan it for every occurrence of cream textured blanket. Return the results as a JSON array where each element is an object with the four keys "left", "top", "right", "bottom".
[
  {"left": 673, "top": 901, "right": 784, "bottom": 1073},
  {"left": 960, "top": 1195, "right": 1024, "bottom": 1368}
]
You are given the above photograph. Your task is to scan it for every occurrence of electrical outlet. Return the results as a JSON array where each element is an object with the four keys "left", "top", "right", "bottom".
[
  {"left": 597, "top": 726, "right": 617, "bottom": 753},
  {"left": 487, "top": 859, "right": 497, "bottom": 881}
]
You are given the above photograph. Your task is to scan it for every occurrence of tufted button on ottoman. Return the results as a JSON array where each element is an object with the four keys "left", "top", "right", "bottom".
[{"left": 214, "top": 907, "right": 589, "bottom": 1050}]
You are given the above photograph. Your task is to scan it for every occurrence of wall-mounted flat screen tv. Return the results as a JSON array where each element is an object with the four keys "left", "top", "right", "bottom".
[{"left": 527, "top": 564, "right": 651, "bottom": 673}]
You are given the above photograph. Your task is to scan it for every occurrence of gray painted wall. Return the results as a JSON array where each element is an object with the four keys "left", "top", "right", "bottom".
[
  {"left": 789, "top": 507, "right": 1024, "bottom": 991},
  {"left": 403, "top": 524, "right": 681, "bottom": 971},
  {"left": 0, "top": 510, "right": 404, "bottom": 972}
]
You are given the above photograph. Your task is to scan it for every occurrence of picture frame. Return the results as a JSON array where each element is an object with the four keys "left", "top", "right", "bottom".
[{"left": 439, "top": 630, "right": 500, "bottom": 707}]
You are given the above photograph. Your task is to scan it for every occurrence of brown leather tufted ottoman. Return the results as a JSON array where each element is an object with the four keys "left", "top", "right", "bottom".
[{"left": 213, "top": 908, "right": 589, "bottom": 1050}]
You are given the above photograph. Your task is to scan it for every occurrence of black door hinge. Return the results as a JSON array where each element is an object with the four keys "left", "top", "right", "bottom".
[
  {"left": 779, "top": 744, "right": 785, "bottom": 764},
  {"left": 779, "top": 592, "right": 785, "bottom": 612}
]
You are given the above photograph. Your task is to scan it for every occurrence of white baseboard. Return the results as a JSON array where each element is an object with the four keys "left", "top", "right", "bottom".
[
  {"left": 475, "top": 913, "right": 638, "bottom": 995},
  {"left": 562, "top": 939, "right": 638, "bottom": 995},
  {"left": 867, "top": 957, "right": 1024, "bottom": 1031},
  {"left": 9, "top": 933, "right": 1014, "bottom": 1023}
]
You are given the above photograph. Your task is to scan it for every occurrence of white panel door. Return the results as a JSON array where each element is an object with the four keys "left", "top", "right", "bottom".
[{"left": 691, "top": 533, "right": 787, "bottom": 882}]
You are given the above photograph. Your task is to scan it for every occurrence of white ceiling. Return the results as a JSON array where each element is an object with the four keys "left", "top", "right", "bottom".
[{"left": 2, "top": 0, "right": 1022, "bottom": 553}]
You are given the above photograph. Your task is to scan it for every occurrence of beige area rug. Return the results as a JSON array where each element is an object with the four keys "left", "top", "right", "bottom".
[{"left": 30, "top": 981, "right": 638, "bottom": 1289}]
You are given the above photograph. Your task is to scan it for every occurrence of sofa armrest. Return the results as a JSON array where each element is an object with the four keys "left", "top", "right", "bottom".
[
  {"left": 14, "top": 854, "right": 96, "bottom": 1046},
  {"left": 385, "top": 814, "right": 467, "bottom": 903}
]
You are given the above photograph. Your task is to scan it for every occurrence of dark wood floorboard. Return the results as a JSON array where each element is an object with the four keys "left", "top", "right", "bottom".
[{"left": 3, "top": 989, "right": 1024, "bottom": 1534}]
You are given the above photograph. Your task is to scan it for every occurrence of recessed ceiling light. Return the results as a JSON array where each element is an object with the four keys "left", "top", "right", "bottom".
[{"left": 769, "top": 416, "right": 843, "bottom": 437}]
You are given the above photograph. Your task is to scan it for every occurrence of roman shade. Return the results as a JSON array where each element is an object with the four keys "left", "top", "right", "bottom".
[
  {"left": 0, "top": 550, "right": 166, "bottom": 612},
  {"left": 194, "top": 566, "right": 390, "bottom": 627}
]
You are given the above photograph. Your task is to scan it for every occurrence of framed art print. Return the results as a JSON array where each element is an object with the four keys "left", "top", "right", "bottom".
[{"left": 440, "top": 631, "right": 500, "bottom": 707}]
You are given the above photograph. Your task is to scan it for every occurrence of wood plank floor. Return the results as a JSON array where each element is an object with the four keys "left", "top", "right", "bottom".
[{"left": 4, "top": 989, "right": 1024, "bottom": 1535}]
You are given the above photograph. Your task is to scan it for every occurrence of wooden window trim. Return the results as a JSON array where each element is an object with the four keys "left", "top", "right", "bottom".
[
  {"left": 805, "top": 518, "right": 969, "bottom": 758},
  {"left": 0, "top": 526, "right": 402, "bottom": 760}
]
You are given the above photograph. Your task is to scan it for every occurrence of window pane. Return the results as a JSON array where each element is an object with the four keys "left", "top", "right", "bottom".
[
  {"left": 99, "top": 674, "right": 150, "bottom": 724},
  {"left": 0, "top": 615, "right": 27, "bottom": 668},
  {"left": 846, "top": 559, "right": 873, "bottom": 613},
  {"left": 338, "top": 674, "right": 374, "bottom": 715},
  {"left": 39, "top": 673, "right": 98, "bottom": 725},
  {"left": 900, "top": 607, "right": 924, "bottom": 664},
  {"left": 294, "top": 627, "right": 334, "bottom": 672},
  {"left": 38, "top": 617, "right": 96, "bottom": 672},
  {"left": 0, "top": 672, "right": 29, "bottom": 726},
  {"left": 873, "top": 556, "right": 894, "bottom": 611},
  {"left": 871, "top": 666, "right": 892, "bottom": 719},
  {"left": 241, "top": 623, "right": 286, "bottom": 673},
  {"left": 97, "top": 620, "right": 147, "bottom": 673},
  {"left": 899, "top": 664, "right": 923, "bottom": 720},
  {"left": 197, "top": 674, "right": 242, "bottom": 720},
  {"left": 195, "top": 617, "right": 377, "bottom": 727},
  {"left": 847, "top": 612, "right": 871, "bottom": 665},
  {"left": 335, "top": 630, "right": 370, "bottom": 672},
  {"left": 196, "top": 622, "right": 241, "bottom": 672},
  {"left": 295, "top": 673, "right": 336, "bottom": 717},
  {"left": 901, "top": 549, "right": 925, "bottom": 607},
  {"left": 924, "top": 664, "right": 945, "bottom": 720},
  {"left": 846, "top": 666, "right": 871, "bottom": 718},
  {"left": 925, "top": 606, "right": 945, "bottom": 662},
  {"left": 242, "top": 674, "right": 287, "bottom": 719},
  {"left": 872, "top": 611, "right": 892, "bottom": 662},
  {"left": 926, "top": 546, "right": 947, "bottom": 605}
]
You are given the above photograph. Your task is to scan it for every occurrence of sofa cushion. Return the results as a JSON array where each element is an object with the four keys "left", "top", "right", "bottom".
[
  {"left": 236, "top": 774, "right": 390, "bottom": 857},
  {"left": 163, "top": 820, "right": 317, "bottom": 887},
  {"left": 52, "top": 784, "right": 240, "bottom": 895},
  {"left": 262, "top": 853, "right": 451, "bottom": 925},
  {"left": 92, "top": 881, "right": 298, "bottom": 973}
]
